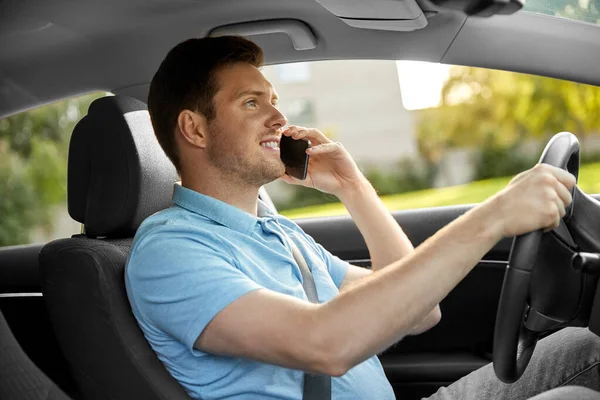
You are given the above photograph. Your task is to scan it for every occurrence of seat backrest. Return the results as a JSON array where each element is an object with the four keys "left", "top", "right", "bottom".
[
  {"left": 0, "top": 309, "right": 72, "bottom": 400},
  {"left": 39, "top": 96, "right": 190, "bottom": 400}
]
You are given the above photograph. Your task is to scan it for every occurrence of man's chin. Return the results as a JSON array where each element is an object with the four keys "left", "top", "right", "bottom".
[
  {"left": 265, "top": 161, "right": 286, "bottom": 179},
  {"left": 250, "top": 164, "right": 285, "bottom": 186},
  {"left": 265, "top": 168, "right": 286, "bottom": 184}
]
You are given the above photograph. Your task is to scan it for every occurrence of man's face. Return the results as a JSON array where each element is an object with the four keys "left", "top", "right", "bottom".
[{"left": 204, "top": 62, "right": 287, "bottom": 186}]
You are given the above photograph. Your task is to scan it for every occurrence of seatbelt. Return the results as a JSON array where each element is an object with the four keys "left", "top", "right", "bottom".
[
  {"left": 287, "top": 238, "right": 332, "bottom": 400},
  {"left": 257, "top": 200, "right": 332, "bottom": 400}
]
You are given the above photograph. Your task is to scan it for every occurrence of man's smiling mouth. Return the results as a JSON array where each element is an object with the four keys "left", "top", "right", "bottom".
[{"left": 260, "top": 141, "right": 279, "bottom": 149}]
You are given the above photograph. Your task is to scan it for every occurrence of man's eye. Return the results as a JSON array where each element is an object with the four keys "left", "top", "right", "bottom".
[{"left": 245, "top": 100, "right": 257, "bottom": 107}]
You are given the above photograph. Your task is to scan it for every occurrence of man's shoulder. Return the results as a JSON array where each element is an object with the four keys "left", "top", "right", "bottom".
[
  {"left": 130, "top": 206, "right": 227, "bottom": 256},
  {"left": 126, "top": 207, "right": 237, "bottom": 283},
  {"left": 136, "top": 205, "right": 216, "bottom": 236}
]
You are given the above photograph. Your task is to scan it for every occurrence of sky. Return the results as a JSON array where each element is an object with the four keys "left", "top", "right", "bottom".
[{"left": 396, "top": 61, "right": 452, "bottom": 111}]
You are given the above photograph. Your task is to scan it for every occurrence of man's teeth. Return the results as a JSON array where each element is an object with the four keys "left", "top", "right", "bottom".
[{"left": 261, "top": 141, "right": 279, "bottom": 148}]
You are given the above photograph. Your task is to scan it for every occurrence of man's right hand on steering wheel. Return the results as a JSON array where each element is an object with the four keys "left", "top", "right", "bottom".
[{"left": 488, "top": 163, "right": 576, "bottom": 238}]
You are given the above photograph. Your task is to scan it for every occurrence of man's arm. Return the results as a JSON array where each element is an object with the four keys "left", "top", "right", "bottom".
[
  {"left": 339, "top": 265, "right": 440, "bottom": 335},
  {"left": 196, "top": 164, "right": 576, "bottom": 377},
  {"left": 337, "top": 180, "right": 441, "bottom": 334},
  {"left": 283, "top": 125, "right": 439, "bottom": 333},
  {"left": 340, "top": 182, "right": 414, "bottom": 270}
]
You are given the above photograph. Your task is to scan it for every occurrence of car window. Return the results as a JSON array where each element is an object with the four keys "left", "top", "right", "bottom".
[
  {"left": 261, "top": 60, "right": 600, "bottom": 219},
  {"left": 0, "top": 92, "right": 109, "bottom": 247},
  {"left": 3, "top": 62, "right": 600, "bottom": 247},
  {"left": 523, "top": 0, "right": 600, "bottom": 25}
]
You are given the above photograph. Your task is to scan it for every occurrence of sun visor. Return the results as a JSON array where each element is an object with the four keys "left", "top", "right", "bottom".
[{"left": 314, "top": 0, "right": 428, "bottom": 31}]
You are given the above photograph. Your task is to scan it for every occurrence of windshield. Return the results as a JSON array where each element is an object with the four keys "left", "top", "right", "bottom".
[{"left": 522, "top": 0, "right": 600, "bottom": 25}]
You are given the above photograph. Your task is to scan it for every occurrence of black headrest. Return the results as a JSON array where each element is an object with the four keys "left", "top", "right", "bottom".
[{"left": 68, "top": 96, "right": 178, "bottom": 238}]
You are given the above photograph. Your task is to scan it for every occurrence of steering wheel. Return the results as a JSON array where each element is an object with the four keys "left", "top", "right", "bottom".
[{"left": 492, "top": 132, "right": 580, "bottom": 383}]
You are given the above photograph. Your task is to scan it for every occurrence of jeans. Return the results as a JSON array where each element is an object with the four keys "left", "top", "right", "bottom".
[{"left": 425, "top": 327, "right": 600, "bottom": 400}]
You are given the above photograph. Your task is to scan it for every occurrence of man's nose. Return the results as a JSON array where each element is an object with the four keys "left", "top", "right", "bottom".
[{"left": 269, "top": 107, "right": 287, "bottom": 129}]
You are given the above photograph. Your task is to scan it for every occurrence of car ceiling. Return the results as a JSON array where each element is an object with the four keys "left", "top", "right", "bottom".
[{"left": 1, "top": 0, "right": 600, "bottom": 119}]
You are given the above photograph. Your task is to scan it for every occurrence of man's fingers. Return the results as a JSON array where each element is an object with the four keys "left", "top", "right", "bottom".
[
  {"left": 553, "top": 201, "right": 563, "bottom": 228},
  {"left": 293, "top": 129, "right": 310, "bottom": 140},
  {"left": 555, "top": 180, "right": 573, "bottom": 209},
  {"left": 556, "top": 197, "right": 566, "bottom": 219},
  {"left": 556, "top": 170, "right": 577, "bottom": 190},
  {"left": 543, "top": 203, "right": 562, "bottom": 232},
  {"left": 546, "top": 165, "right": 577, "bottom": 190},
  {"left": 307, "top": 142, "right": 342, "bottom": 155},
  {"left": 282, "top": 126, "right": 303, "bottom": 138},
  {"left": 284, "top": 126, "right": 331, "bottom": 145}
]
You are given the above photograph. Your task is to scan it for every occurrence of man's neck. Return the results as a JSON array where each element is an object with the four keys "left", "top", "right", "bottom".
[{"left": 181, "top": 169, "right": 260, "bottom": 216}]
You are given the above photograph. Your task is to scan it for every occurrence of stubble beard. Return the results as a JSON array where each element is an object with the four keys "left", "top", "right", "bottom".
[{"left": 206, "top": 121, "right": 285, "bottom": 187}]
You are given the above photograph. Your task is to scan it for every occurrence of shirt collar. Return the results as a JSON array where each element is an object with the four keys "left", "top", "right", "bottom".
[{"left": 172, "top": 184, "right": 263, "bottom": 235}]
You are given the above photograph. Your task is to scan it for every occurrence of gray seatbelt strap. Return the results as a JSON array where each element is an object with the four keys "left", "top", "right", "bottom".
[
  {"left": 287, "top": 238, "right": 332, "bottom": 400},
  {"left": 289, "top": 240, "right": 320, "bottom": 303},
  {"left": 257, "top": 200, "right": 331, "bottom": 400}
]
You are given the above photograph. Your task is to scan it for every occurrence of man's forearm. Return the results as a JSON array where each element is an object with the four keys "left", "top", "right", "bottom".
[
  {"left": 337, "top": 178, "right": 441, "bottom": 333},
  {"left": 312, "top": 196, "right": 504, "bottom": 374},
  {"left": 407, "top": 305, "right": 443, "bottom": 335},
  {"left": 338, "top": 179, "right": 413, "bottom": 269}
]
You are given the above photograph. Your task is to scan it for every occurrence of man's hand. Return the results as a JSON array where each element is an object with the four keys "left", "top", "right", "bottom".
[
  {"left": 489, "top": 163, "right": 577, "bottom": 238},
  {"left": 278, "top": 126, "right": 365, "bottom": 198}
]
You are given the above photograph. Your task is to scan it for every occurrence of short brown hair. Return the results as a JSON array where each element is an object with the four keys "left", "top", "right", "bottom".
[{"left": 148, "top": 36, "right": 264, "bottom": 173}]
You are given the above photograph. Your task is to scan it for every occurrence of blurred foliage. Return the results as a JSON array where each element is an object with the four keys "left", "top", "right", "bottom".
[
  {"left": 362, "top": 158, "right": 437, "bottom": 196},
  {"left": 473, "top": 137, "right": 539, "bottom": 181},
  {"left": 276, "top": 157, "right": 437, "bottom": 211},
  {"left": 282, "top": 161, "right": 600, "bottom": 219},
  {"left": 277, "top": 186, "right": 340, "bottom": 211},
  {"left": 417, "top": 66, "right": 600, "bottom": 166},
  {"left": 0, "top": 153, "right": 39, "bottom": 245},
  {"left": 0, "top": 93, "right": 105, "bottom": 246}
]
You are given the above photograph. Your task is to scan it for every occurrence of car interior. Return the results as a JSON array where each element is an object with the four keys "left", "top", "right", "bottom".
[{"left": 2, "top": 0, "right": 600, "bottom": 399}]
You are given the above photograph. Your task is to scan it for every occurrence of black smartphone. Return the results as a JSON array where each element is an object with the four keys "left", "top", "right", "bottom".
[{"left": 280, "top": 135, "right": 310, "bottom": 180}]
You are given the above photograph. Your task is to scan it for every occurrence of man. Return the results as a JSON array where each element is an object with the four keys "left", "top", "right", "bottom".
[{"left": 125, "top": 36, "right": 600, "bottom": 399}]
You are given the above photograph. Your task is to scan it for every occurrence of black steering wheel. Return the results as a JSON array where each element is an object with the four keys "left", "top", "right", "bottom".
[{"left": 493, "top": 132, "right": 581, "bottom": 383}]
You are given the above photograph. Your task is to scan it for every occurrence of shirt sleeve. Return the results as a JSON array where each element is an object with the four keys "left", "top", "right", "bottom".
[
  {"left": 126, "top": 225, "right": 263, "bottom": 352},
  {"left": 311, "top": 240, "right": 350, "bottom": 289}
]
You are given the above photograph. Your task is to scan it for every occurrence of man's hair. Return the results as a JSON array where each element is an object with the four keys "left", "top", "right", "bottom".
[{"left": 148, "top": 36, "right": 264, "bottom": 173}]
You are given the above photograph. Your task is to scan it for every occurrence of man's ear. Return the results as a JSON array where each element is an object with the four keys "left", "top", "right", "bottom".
[{"left": 177, "top": 110, "right": 208, "bottom": 149}]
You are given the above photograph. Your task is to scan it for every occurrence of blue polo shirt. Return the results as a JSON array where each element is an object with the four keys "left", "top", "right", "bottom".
[{"left": 125, "top": 184, "right": 395, "bottom": 400}]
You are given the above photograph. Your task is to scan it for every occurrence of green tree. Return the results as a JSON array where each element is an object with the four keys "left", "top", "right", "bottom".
[
  {"left": 416, "top": 66, "right": 600, "bottom": 166},
  {"left": 0, "top": 93, "right": 105, "bottom": 246}
]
